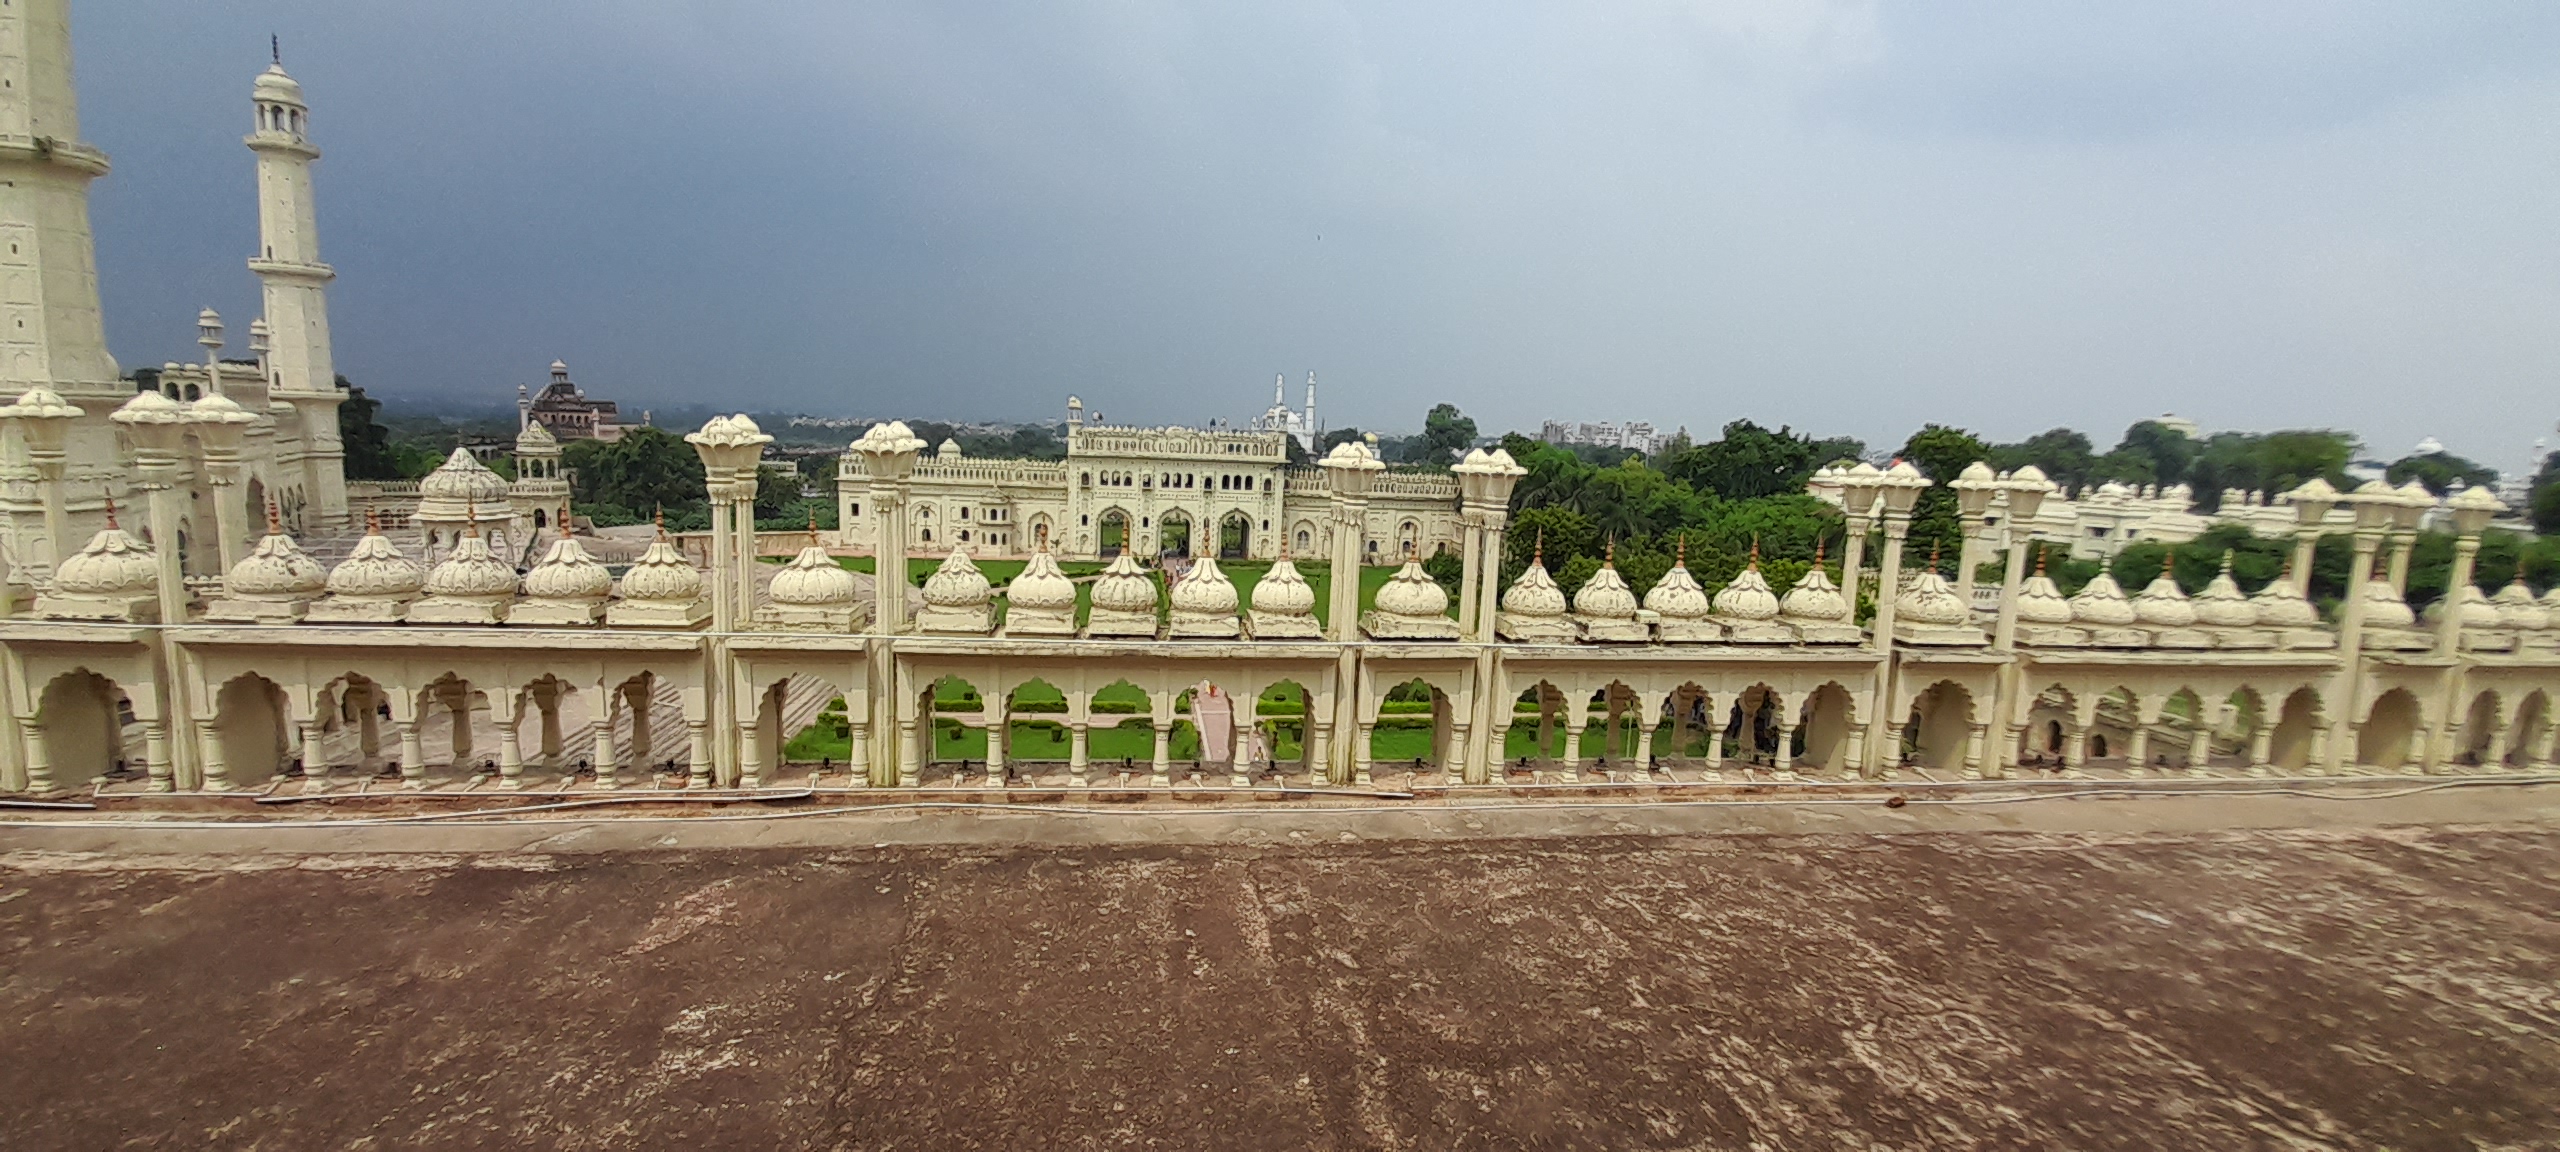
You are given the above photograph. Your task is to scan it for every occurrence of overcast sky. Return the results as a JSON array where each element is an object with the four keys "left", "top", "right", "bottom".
[{"left": 70, "top": 2, "right": 2560, "bottom": 471}]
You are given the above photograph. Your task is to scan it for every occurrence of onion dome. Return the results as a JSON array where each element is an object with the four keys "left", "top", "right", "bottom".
[
  {"left": 224, "top": 509, "right": 325, "bottom": 600},
  {"left": 920, "top": 548, "right": 993, "bottom": 609},
  {"left": 421, "top": 531, "right": 517, "bottom": 600},
  {"left": 1005, "top": 547, "right": 1077, "bottom": 612},
  {"left": 54, "top": 507, "right": 157, "bottom": 597},
  {"left": 2068, "top": 572, "right": 2138, "bottom": 627},
  {"left": 1502, "top": 541, "right": 1568, "bottom": 619},
  {"left": 1894, "top": 569, "right": 1969, "bottom": 626},
  {"left": 326, "top": 519, "right": 426, "bottom": 598},
  {"left": 2356, "top": 574, "right": 2416, "bottom": 629},
  {"left": 2011, "top": 552, "right": 2072, "bottom": 624},
  {"left": 1571, "top": 547, "right": 1639, "bottom": 621},
  {"left": 521, "top": 534, "right": 613, "bottom": 602},
  {"left": 2490, "top": 576, "right": 2547, "bottom": 630},
  {"left": 1373, "top": 555, "right": 1450, "bottom": 620},
  {"left": 1170, "top": 554, "right": 1239, "bottom": 615},
  {"left": 1779, "top": 555, "right": 1851, "bottom": 623},
  {"left": 1089, "top": 552, "right": 1159, "bottom": 615},
  {"left": 1704, "top": 549, "right": 1774, "bottom": 621},
  {"left": 616, "top": 528, "right": 704, "bottom": 604},
  {"left": 515, "top": 420, "right": 556, "bottom": 450},
  {"left": 2250, "top": 565, "right": 2320, "bottom": 628},
  {"left": 2191, "top": 553, "right": 2257, "bottom": 628},
  {"left": 419, "top": 447, "right": 511, "bottom": 505},
  {"left": 2421, "top": 585, "right": 2497, "bottom": 629},
  {"left": 2130, "top": 558, "right": 2197, "bottom": 627},
  {"left": 768, "top": 545, "right": 858, "bottom": 607},
  {"left": 1251, "top": 555, "right": 1317, "bottom": 618},
  {"left": 253, "top": 62, "right": 306, "bottom": 105}
]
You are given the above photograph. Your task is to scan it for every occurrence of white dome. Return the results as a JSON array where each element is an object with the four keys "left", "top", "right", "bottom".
[
  {"left": 2015, "top": 573, "right": 2074, "bottom": 624},
  {"left": 1572, "top": 558, "right": 1638, "bottom": 620},
  {"left": 1501, "top": 557, "right": 1568, "bottom": 618},
  {"left": 1705, "top": 564, "right": 1775, "bottom": 621},
  {"left": 2069, "top": 573, "right": 2139, "bottom": 627},
  {"left": 1250, "top": 557, "right": 1317, "bottom": 617},
  {"left": 921, "top": 549, "right": 992, "bottom": 608},
  {"left": 521, "top": 536, "right": 612, "bottom": 601},
  {"left": 616, "top": 536, "right": 704, "bottom": 603},
  {"left": 1170, "top": 555, "right": 1239, "bottom": 615},
  {"left": 326, "top": 530, "right": 425, "bottom": 598},
  {"left": 2421, "top": 585, "right": 2498, "bottom": 629},
  {"left": 54, "top": 524, "right": 157, "bottom": 597},
  {"left": 2130, "top": 566, "right": 2197, "bottom": 627},
  {"left": 2250, "top": 572, "right": 2320, "bottom": 628},
  {"left": 1373, "top": 557, "right": 1449, "bottom": 619},
  {"left": 515, "top": 421, "right": 557, "bottom": 449},
  {"left": 1779, "top": 564, "right": 1850, "bottom": 623},
  {"left": 768, "top": 546, "right": 859, "bottom": 607},
  {"left": 224, "top": 531, "right": 325, "bottom": 599},
  {"left": 2355, "top": 577, "right": 2416, "bottom": 629},
  {"left": 1089, "top": 553, "right": 1158, "bottom": 615},
  {"left": 2490, "top": 577, "right": 2548, "bottom": 630},
  {"left": 1005, "top": 549, "right": 1077, "bottom": 611},
  {"left": 1895, "top": 570, "right": 1969, "bottom": 626},
  {"left": 421, "top": 534, "right": 517, "bottom": 600},
  {"left": 419, "top": 448, "right": 512, "bottom": 505},
  {"left": 2191, "top": 556, "right": 2257, "bottom": 628},
  {"left": 252, "top": 63, "right": 305, "bottom": 105}
]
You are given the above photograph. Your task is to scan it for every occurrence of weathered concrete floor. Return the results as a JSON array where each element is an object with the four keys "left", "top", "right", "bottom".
[{"left": 2, "top": 825, "right": 2555, "bottom": 1150}]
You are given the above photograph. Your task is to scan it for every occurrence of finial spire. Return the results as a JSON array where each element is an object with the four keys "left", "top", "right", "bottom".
[
  {"left": 365, "top": 507, "right": 381, "bottom": 535},
  {"left": 272, "top": 34, "right": 281, "bottom": 66},
  {"left": 103, "top": 496, "right": 118, "bottom": 530},
  {"left": 265, "top": 496, "right": 281, "bottom": 535},
  {"left": 1747, "top": 535, "right": 1758, "bottom": 569},
  {"left": 653, "top": 503, "right": 666, "bottom": 538},
  {"left": 1533, "top": 528, "right": 1545, "bottom": 567}
]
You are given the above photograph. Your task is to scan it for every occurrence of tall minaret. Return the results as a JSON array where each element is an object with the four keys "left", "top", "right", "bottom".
[
  {"left": 0, "top": 0, "right": 121, "bottom": 399},
  {"left": 1304, "top": 371, "right": 1318, "bottom": 437},
  {"left": 246, "top": 51, "right": 349, "bottom": 527}
]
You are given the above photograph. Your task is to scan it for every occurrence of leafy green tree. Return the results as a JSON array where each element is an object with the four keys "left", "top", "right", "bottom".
[
  {"left": 1319, "top": 427, "right": 1367, "bottom": 454},
  {"left": 2107, "top": 420, "right": 2200, "bottom": 487},
  {"left": 1661, "top": 420, "right": 1861, "bottom": 500},
  {"left": 334, "top": 379, "right": 404, "bottom": 481},
  {"left": 563, "top": 426, "right": 707, "bottom": 522},
  {"left": 1897, "top": 424, "right": 1992, "bottom": 565},
  {"left": 1988, "top": 428, "right": 2096, "bottom": 493},
  {"left": 2384, "top": 450, "right": 2497, "bottom": 497},
  {"left": 2531, "top": 451, "right": 2560, "bottom": 534},
  {"left": 1411, "top": 403, "right": 1478, "bottom": 467}
]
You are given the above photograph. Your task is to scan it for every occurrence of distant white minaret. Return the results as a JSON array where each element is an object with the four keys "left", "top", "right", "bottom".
[
  {"left": 246, "top": 47, "right": 349, "bottom": 526},
  {"left": 1274, "top": 373, "right": 1285, "bottom": 408},
  {"left": 0, "top": 0, "right": 121, "bottom": 398},
  {"left": 1304, "top": 371, "right": 1318, "bottom": 436}
]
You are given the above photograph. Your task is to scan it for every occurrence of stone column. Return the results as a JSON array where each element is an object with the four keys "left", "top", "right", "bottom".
[
  {"left": 497, "top": 719, "right": 524, "bottom": 790},
  {"left": 1231, "top": 721, "right": 1253, "bottom": 789},
  {"left": 1444, "top": 722, "right": 1470, "bottom": 788},
  {"left": 1068, "top": 722, "right": 1090, "bottom": 787},
  {"left": 1863, "top": 511, "right": 1912, "bottom": 777},
  {"left": 1476, "top": 510, "right": 1508, "bottom": 643},
  {"left": 738, "top": 694, "right": 767, "bottom": 790},
  {"left": 706, "top": 485, "right": 734, "bottom": 631},
  {"left": 399, "top": 722, "right": 426, "bottom": 789},
  {"left": 1306, "top": 718, "right": 1332, "bottom": 787},
  {"left": 297, "top": 719, "right": 328, "bottom": 792},
  {"left": 1150, "top": 718, "right": 1172, "bottom": 787},
  {"left": 2530, "top": 723, "right": 2559, "bottom": 771},
  {"left": 2125, "top": 725, "right": 2152, "bottom": 776},
  {"left": 141, "top": 719, "right": 171, "bottom": 793},
  {"left": 2326, "top": 529, "right": 2383, "bottom": 774},
  {"left": 984, "top": 698, "right": 1008, "bottom": 789},
  {"left": 2386, "top": 529, "right": 2416, "bottom": 597},
  {"left": 2247, "top": 725, "right": 2273, "bottom": 776},
  {"left": 22, "top": 721, "right": 51, "bottom": 795},
  {"left": 197, "top": 726, "right": 229, "bottom": 792},
  {"left": 896, "top": 714, "right": 921, "bottom": 787},
  {"left": 592, "top": 703, "right": 620, "bottom": 789},
  {"left": 2305, "top": 720, "right": 2330, "bottom": 777},
  {"left": 1456, "top": 510, "right": 1485, "bottom": 641},
  {"left": 2187, "top": 714, "right": 2214, "bottom": 773},
  {"left": 1770, "top": 721, "right": 1797, "bottom": 779},
  {"left": 1352, "top": 720, "right": 1375, "bottom": 787},
  {"left": 687, "top": 720, "right": 713, "bottom": 788},
  {"left": 845, "top": 720, "right": 871, "bottom": 786},
  {"left": 1962, "top": 723, "right": 1988, "bottom": 780}
]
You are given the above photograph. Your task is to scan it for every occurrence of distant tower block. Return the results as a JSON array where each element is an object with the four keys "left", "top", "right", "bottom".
[
  {"left": 0, "top": 0, "right": 122, "bottom": 398},
  {"left": 246, "top": 52, "right": 350, "bottom": 528}
]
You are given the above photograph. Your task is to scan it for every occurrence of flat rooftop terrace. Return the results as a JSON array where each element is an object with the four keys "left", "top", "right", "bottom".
[{"left": 3, "top": 785, "right": 2556, "bottom": 1149}]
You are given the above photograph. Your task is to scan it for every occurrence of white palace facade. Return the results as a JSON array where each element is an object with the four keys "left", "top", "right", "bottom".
[{"left": 5, "top": 3, "right": 2560, "bottom": 808}]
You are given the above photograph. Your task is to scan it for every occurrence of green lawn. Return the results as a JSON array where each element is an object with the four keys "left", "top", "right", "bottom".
[{"left": 816, "top": 556, "right": 1428, "bottom": 627}]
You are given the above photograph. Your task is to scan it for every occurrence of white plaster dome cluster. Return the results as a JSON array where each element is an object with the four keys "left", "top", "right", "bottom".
[
  {"left": 327, "top": 527, "right": 426, "bottom": 599},
  {"left": 1004, "top": 550, "right": 1078, "bottom": 613},
  {"left": 419, "top": 447, "right": 511, "bottom": 506},
  {"left": 2250, "top": 568, "right": 2320, "bottom": 628},
  {"left": 2357, "top": 576, "right": 2417, "bottom": 630},
  {"left": 769, "top": 544, "right": 860, "bottom": 608},
  {"left": 2422, "top": 586, "right": 2498, "bottom": 629},
  {"left": 421, "top": 533, "right": 517, "bottom": 600},
  {"left": 1250, "top": 556, "right": 1317, "bottom": 619},
  {"left": 224, "top": 527, "right": 326, "bottom": 599},
  {"left": 2068, "top": 572, "right": 2138, "bottom": 627},
  {"left": 1170, "top": 556, "right": 1239, "bottom": 615},
  {"left": 922, "top": 549, "right": 992, "bottom": 609},
  {"left": 2491, "top": 578, "right": 2549, "bottom": 631},
  {"left": 2013, "top": 564, "right": 2074, "bottom": 625},
  {"left": 55, "top": 519, "right": 157, "bottom": 598},
  {"left": 1090, "top": 553, "right": 1160, "bottom": 615},
  {"left": 617, "top": 534, "right": 705, "bottom": 604}
]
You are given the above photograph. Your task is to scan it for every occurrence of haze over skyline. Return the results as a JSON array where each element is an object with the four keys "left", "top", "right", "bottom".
[{"left": 72, "top": 2, "right": 2560, "bottom": 473}]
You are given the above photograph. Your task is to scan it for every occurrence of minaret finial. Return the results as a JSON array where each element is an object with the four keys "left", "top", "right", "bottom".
[
  {"left": 1678, "top": 535, "right": 1689, "bottom": 567},
  {"left": 365, "top": 507, "right": 381, "bottom": 535},
  {"left": 1929, "top": 539, "right": 1942, "bottom": 572},
  {"left": 1747, "top": 535, "right": 1758, "bottom": 569},
  {"left": 266, "top": 496, "right": 282, "bottom": 535},
  {"left": 2035, "top": 548, "right": 2048, "bottom": 576},
  {"left": 1533, "top": 528, "right": 1545, "bottom": 567},
  {"left": 653, "top": 503, "right": 666, "bottom": 538},
  {"left": 808, "top": 507, "right": 820, "bottom": 548},
  {"left": 103, "top": 496, "right": 118, "bottom": 530},
  {"left": 272, "top": 34, "right": 281, "bottom": 66}
]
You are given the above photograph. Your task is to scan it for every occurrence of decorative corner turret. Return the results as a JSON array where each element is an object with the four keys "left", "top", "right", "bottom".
[{"left": 915, "top": 547, "right": 996, "bottom": 636}]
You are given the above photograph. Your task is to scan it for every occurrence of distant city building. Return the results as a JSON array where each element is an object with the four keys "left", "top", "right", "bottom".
[
  {"left": 1540, "top": 419, "right": 1660, "bottom": 456},
  {"left": 517, "top": 360, "right": 626, "bottom": 442}
]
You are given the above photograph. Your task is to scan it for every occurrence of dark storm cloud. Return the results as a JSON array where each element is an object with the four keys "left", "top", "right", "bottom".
[{"left": 69, "top": 1, "right": 2560, "bottom": 473}]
